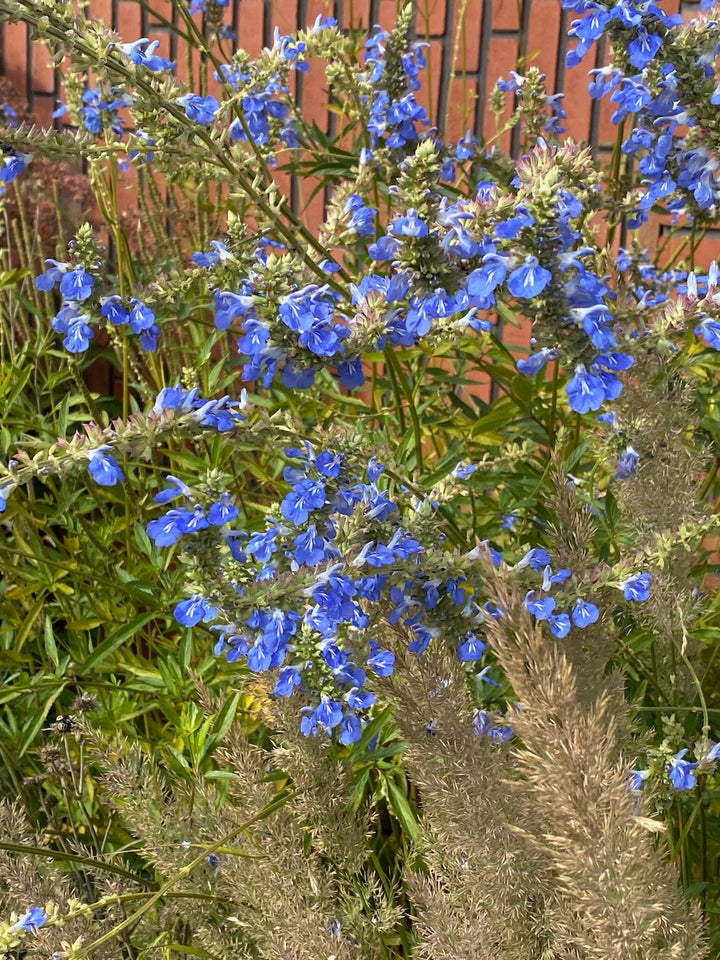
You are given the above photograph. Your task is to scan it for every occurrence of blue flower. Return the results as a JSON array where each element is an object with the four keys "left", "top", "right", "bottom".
[
  {"left": 630, "top": 769, "right": 649, "bottom": 791},
  {"left": 627, "top": 27, "right": 662, "bottom": 70},
  {"left": 101, "top": 296, "right": 129, "bottom": 325},
  {"left": 0, "top": 152, "right": 31, "bottom": 184},
  {"left": 457, "top": 631, "right": 486, "bottom": 661},
  {"left": 175, "top": 595, "right": 218, "bottom": 627},
  {"left": 616, "top": 446, "right": 639, "bottom": 479},
  {"left": 35, "top": 259, "right": 67, "bottom": 291},
  {"left": 390, "top": 210, "right": 428, "bottom": 238},
  {"left": 524, "top": 591, "right": 556, "bottom": 620},
  {"left": 281, "top": 478, "right": 326, "bottom": 523},
  {"left": 337, "top": 357, "right": 365, "bottom": 388},
  {"left": 294, "top": 524, "right": 327, "bottom": 565},
  {"left": 566, "top": 364, "right": 605, "bottom": 414},
  {"left": 518, "top": 548, "right": 551, "bottom": 572},
  {"left": 129, "top": 300, "right": 155, "bottom": 333},
  {"left": 88, "top": 447, "right": 124, "bottom": 486},
  {"left": 315, "top": 451, "right": 344, "bottom": 477},
  {"left": 507, "top": 256, "right": 552, "bottom": 299},
  {"left": 453, "top": 462, "right": 477, "bottom": 479},
  {"left": 122, "top": 38, "right": 175, "bottom": 72},
  {"left": 63, "top": 319, "right": 95, "bottom": 353},
  {"left": 147, "top": 507, "right": 194, "bottom": 546},
  {"left": 13, "top": 908, "right": 46, "bottom": 932},
  {"left": 208, "top": 493, "right": 239, "bottom": 526},
  {"left": 347, "top": 687, "right": 376, "bottom": 709},
  {"left": 466, "top": 255, "right": 507, "bottom": 302},
  {"left": 178, "top": 94, "right": 219, "bottom": 125},
  {"left": 60, "top": 266, "right": 94, "bottom": 301},
  {"left": 154, "top": 475, "right": 191, "bottom": 504},
  {"left": 368, "top": 235, "right": 401, "bottom": 261},
  {"left": 367, "top": 642, "right": 395, "bottom": 676},
  {"left": 696, "top": 318, "right": 720, "bottom": 350},
  {"left": 541, "top": 566, "right": 572, "bottom": 590},
  {"left": 301, "top": 695, "right": 344, "bottom": 735},
  {"left": 669, "top": 749, "right": 698, "bottom": 790},
  {"left": 621, "top": 572, "right": 651, "bottom": 602},
  {"left": 549, "top": 613, "right": 571, "bottom": 638},
  {"left": 274, "top": 666, "right": 302, "bottom": 697},
  {"left": 571, "top": 598, "right": 599, "bottom": 628},
  {"left": 339, "top": 712, "right": 363, "bottom": 745},
  {"left": 517, "top": 348, "right": 555, "bottom": 376},
  {"left": 184, "top": 505, "right": 209, "bottom": 533},
  {"left": 193, "top": 240, "right": 231, "bottom": 268},
  {"left": 246, "top": 527, "right": 279, "bottom": 563}
]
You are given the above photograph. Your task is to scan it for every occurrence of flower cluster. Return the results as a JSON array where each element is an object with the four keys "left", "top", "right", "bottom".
[
  {"left": 35, "top": 246, "right": 160, "bottom": 354},
  {"left": 363, "top": 13, "right": 430, "bottom": 151},
  {"left": 0, "top": 96, "right": 31, "bottom": 191},
  {"left": 139, "top": 438, "right": 656, "bottom": 741}
]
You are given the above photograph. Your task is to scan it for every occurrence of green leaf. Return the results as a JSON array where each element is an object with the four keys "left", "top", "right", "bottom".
[
  {"left": 18, "top": 685, "right": 66, "bottom": 756},
  {"left": 43, "top": 615, "right": 59, "bottom": 669},
  {"left": 14, "top": 596, "right": 46, "bottom": 652},
  {"left": 384, "top": 778, "right": 419, "bottom": 842},
  {"left": 82, "top": 612, "right": 157, "bottom": 671}
]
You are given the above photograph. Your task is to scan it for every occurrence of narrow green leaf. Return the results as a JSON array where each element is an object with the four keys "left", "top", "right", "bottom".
[
  {"left": 19, "top": 685, "right": 66, "bottom": 756},
  {"left": 385, "top": 778, "right": 419, "bottom": 842},
  {"left": 43, "top": 615, "right": 59, "bottom": 669},
  {"left": 82, "top": 612, "right": 156, "bottom": 671},
  {"left": 15, "top": 596, "right": 46, "bottom": 652}
]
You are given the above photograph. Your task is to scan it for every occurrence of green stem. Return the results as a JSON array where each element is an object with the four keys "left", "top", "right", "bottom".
[
  {"left": 384, "top": 348, "right": 423, "bottom": 473},
  {"left": 605, "top": 119, "right": 626, "bottom": 252}
]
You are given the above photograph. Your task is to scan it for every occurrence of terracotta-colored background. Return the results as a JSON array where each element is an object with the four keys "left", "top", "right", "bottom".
[
  {"left": 1, "top": 0, "right": 715, "bottom": 394},
  {"left": 2, "top": 0, "right": 712, "bottom": 253}
]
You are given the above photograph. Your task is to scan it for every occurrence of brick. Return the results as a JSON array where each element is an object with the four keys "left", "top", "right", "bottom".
[
  {"left": 561, "top": 66, "right": 592, "bottom": 143},
  {"left": 492, "top": 0, "right": 519, "bottom": 32},
  {"left": 526, "top": 0, "right": 561, "bottom": 90},
  {"left": 378, "top": 0, "right": 399, "bottom": 31},
  {"left": 343, "top": 0, "right": 371, "bottom": 30},
  {"left": 300, "top": 56, "right": 329, "bottom": 127},
  {"left": 306, "top": 0, "right": 334, "bottom": 30},
  {"left": 296, "top": 176, "right": 326, "bottom": 235},
  {"left": 595, "top": 92, "right": 616, "bottom": 150},
  {"left": 480, "top": 35, "right": 517, "bottom": 149},
  {"left": 416, "top": 0, "right": 446, "bottom": 37},
  {"left": 31, "top": 95, "right": 55, "bottom": 129},
  {"left": 116, "top": 0, "right": 143, "bottom": 42},
  {"left": 93, "top": 0, "right": 113, "bottom": 29},
  {"left": 3, "top": 22, "right": 28, "bottom": 103},
  {"left": 237, "top": 0, "right": 265, "bottom": 57},
  {"left": 460, "top": 367, "right": 492, "bottom": 406},
  {"left": 415, "top": 38, "right": 442, "bottom": 124},
  {"left": 273, "top": 1, "right": 298, "bottom": 36},
  {"left": 445, "top": 76, "right": 479, "bottom": 143}
]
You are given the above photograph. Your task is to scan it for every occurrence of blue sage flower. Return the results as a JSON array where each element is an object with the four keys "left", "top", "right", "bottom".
[
  {"left": 175, "top": 595, "right": 218, "bottom": 627},
  {"left": 87, "top": 447, "right": 124, "bottom": 486},
  {"left": 524, "top": 591, "right": 556, "bottom": 620},
  {"left": 178, "top": 93, "right": 219, "bottom": 125},
  {"left": 566, "top": 364, "right": 605, "bottom": 414},
  {"left": 60, "top": 265, "right": 94, "bottom": 301},
  {"left": 669, "top": 749, "right": 698, "bottom": 790},
  {"left": 507, "top": 256, "right": 552, "bottom": 299},
  {"left": 621, "top": 572, "right": 651, "bottom": 602},
  {"left": 13, "top": 908, "right": 46, "bottom": 932},
  {"left": 571, "top": 598, "right": 599, "bottom": 628},
  {"left": 122, "top": 38, "right": 175, "bottom": 72}
]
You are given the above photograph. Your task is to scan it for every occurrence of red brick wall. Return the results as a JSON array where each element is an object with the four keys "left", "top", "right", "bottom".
[
  {"left": 1, "top": 0, "right": 713, "bottom": 397},
  {"left": 2, "top": 0, "right": 692, "bottom": 150}
]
